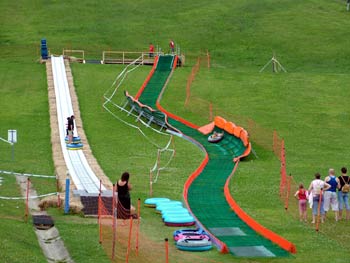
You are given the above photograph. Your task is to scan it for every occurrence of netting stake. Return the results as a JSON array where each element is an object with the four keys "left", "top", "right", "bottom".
[
  {"left": 98, "top": 193, "right": 102, "bottom": 244},
  {"left": 149, "top": 170, "right": 153, "bottom": 197},
  {"left": 209, "top": 102, "right": 213, "bottom": 121},
  {"left": 136, "top": 198, "right": 141, "bottom": 256},
  {"left": 165, "top": 238, "right": 169, "bottom": 263},
  {"left": 25, "top": 178, "right": 30, "bottom": 222},
  {"left": 57, "top": 192, "right": 61, "bottom": 208},
  {"left": 207, "top": 49, "right": 210, "bottom": 69},
  {"left": 126, "top": 216, "right": 133, "bottom": 263},
  {"left": 112, "top": 184, "right": 117, "bottom": 260},
  {"left": 285, "top": 174, "right": 291, "bottom": 210}
]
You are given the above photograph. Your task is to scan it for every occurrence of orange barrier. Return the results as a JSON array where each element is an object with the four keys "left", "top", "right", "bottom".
[
  {"left": 172, "top": 56, "right": 178, "bottom": 70},
  {"left": 214, "top": 116, "right": 226, "bottom": 129},
  {"left": 224, "top": 161, "right": 297, "bottom": 254},
  {"left": 198, "top": 116, "right": 252, "bottom": 162},
  {"left": 224, "top": 121, "right": 236, "bottom": 134},
  {"left": 233, "top": 143, "right": 252, "bottom": 163},
  {"left": 135, "top": 56, "right": 159, "bottom": 100},
  {"left": 197, "top": 121, "right": 215, "bottom": 135},
  {"left": 240, "top": 129, "right": 249, "bottom": 147}
]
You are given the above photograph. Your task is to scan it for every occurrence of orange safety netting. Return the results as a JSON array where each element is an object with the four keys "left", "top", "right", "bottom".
[{"left": 98, "top": 194, "right": 225, "bottom": 263}]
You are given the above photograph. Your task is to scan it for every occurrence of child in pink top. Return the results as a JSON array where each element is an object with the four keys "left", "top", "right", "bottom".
[{"left": 294, "top": 184, "right": 308, "bottom": 222}]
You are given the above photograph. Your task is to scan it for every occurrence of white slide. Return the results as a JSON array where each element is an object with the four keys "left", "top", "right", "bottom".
[{"left": 51, "top": 55, "right": 106, "bottom": 194}]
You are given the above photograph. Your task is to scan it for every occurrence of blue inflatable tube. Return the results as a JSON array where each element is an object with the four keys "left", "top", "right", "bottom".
[
  {"left": 176, "top": 238, "right": 213, "bottom": 251},
  {"left": 164, "top": 215, "right": 196, "bottom": 226},
  {"left": 162, "top": 211, "right": 191, "bottom": 220},
  {"left": 144, "top": 197, "right": 171, "bottom": 207},
  {"left": 173, "top": 228, "right": 207, "bottom": 238},
  {"left": 65, "top": 136, "right": 81, "bottom": 144},
  {"left": 67, "top": 143, "right": 83, "bottom": 150},
  {"left": 156, "top": 204, "right": 183, "bottom": 214}
]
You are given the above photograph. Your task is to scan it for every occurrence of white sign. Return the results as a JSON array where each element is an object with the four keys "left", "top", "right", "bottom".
[{"left": 8, "top": 130, "right": 17, "bottom": 143}]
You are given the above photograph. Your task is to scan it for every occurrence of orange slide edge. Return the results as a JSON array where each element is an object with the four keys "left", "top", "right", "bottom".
[
  {"left": 224, "top": 161, "right": 297, "bottom": 254},
  {"left": 134, "top": 56, "right": 159, "bottom": 100}
]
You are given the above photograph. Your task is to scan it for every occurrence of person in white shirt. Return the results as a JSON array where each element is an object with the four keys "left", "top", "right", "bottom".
[{"left": 308, "top": 172, "right": 330, "bottom": 224}]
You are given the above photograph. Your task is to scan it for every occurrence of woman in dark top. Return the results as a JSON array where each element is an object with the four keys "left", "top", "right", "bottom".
[{"left": 117, "top": 172, "right": 135, "bottom": 216}]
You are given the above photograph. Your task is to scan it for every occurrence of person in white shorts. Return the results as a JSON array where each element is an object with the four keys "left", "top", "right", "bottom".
[{"left": 324, "top": 168, "right": 340, "bottom": 221}]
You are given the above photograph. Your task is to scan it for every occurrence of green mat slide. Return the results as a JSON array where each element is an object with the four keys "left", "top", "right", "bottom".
[{"left": 137, "top": 55, "right": 292, "bottom": 258}]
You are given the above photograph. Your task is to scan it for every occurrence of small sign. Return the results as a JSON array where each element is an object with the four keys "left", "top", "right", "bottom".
[{"left": 8, "top": 130, "right": 17, "bottom": 143}]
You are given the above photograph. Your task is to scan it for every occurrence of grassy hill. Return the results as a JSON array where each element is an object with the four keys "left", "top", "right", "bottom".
[{"left": 1, "top": 0, "right": 350, "bottom": 262}]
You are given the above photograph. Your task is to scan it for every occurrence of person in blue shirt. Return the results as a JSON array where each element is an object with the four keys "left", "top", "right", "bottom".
[{"left": 323, "top": 168, "right": 340, "bottom": 221}]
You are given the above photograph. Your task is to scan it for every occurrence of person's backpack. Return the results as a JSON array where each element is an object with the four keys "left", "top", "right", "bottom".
[{"left": 341, "top": 176, "right": 350, "bottom": 193}]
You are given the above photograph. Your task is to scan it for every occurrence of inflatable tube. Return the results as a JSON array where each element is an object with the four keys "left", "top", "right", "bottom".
[
  {"left": 156, "top": 200, "right": 182, "bottom": 208},
  {"left": 156, "top": 201, "right": 183, "bottom": 213},
  {"left": 164, "top": 215, "right": 196, "bottom": 227},
  {"left": 144, "top": 197, "right": 170, "bottom": 208},
  {"left": 207, "top": 132, "right": 224, "bottom": 143},
  {"left": 156, "top": 205, "right": 184, "bottom": 214},
  {"left": 173, "top": 228, "right": 207, "bottom": 237},
  {"left": 176, "top": 238, "right": 212, "bottom": 251},
  {"left": 67, "top": 143, "right": 83, "bottom": 150},
  {"left": 173, "top": 228, "right": 208, "bottom": 239},
  {"left": 65, "top": 136, "right": 81, "bottom": 144},
  {"left": 162, "top": 212, "right": 191, "bottom": 222},
  {"left": 162, "top": 211, "right": 191, "bottom": 220},
  {"left": 174, "top": 233, "right": 210, "bottom": 242}
]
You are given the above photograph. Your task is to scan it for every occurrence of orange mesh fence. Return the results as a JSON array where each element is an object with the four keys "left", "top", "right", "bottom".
[
  {"left": 103, "top": 220, "right": 224, "bottom": 263},
  {"left": 98, "top": 194, "right": 224, "bottom": 263},
  {"left": 206, "top": 50, "right": 210, "bottom": 69},
  {"left": 273, "top": 130, "right": 284, "bottom": 160},
  {"left": 185, "top": 57, "right": 201, "bottom": 106}
]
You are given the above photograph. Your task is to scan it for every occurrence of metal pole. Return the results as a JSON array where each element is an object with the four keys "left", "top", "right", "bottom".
[
  {"left": 64, "top": 173, "right": 70, "bottom": 214},
  {"left": 11, "top": 143, "right": 14, "bottom": 163}
]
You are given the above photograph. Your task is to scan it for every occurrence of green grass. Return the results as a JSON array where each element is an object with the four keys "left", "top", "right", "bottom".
[{"left": 1, "top": 0, "right": 350, "bottom": 262}]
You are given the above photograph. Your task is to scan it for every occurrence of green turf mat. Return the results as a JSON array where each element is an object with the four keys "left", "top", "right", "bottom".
[{"left": 137, "top": 55, "right": 291, "bottom": 258}]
